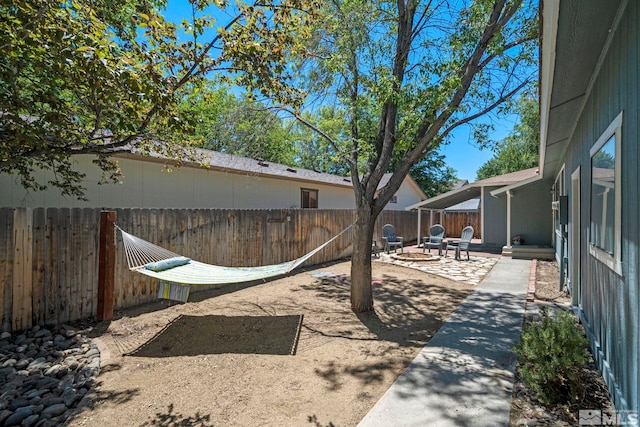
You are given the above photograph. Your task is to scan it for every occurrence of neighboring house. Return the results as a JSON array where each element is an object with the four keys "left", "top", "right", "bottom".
[
  {"left": 444, "top": 197, "right": 480, "bottom": 213},
  {"left": 0, "top": 149, "right": 426, "bottom": 211},
  {"left": 405, "top": 167, "right": 551, "bottom": 252},
  {"left": 492, "top": 0, "right": 638, "bottom": 415}
]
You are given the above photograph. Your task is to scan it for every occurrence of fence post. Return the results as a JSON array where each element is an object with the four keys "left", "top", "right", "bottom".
[
  {"left": 12, "top": 208, "right": 33, "bottom": 331},
  {"left": 97, "top": 211, "right": 116, "bottom": 321}
]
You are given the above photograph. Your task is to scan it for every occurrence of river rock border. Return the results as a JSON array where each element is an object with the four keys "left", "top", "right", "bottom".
[{"left": 0, "top": 325, "right": 100, "bottom": 427}]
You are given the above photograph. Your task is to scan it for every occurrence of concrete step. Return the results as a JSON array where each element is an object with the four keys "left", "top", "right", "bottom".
[{"left": 501, "top": 245, "right": 555, "bottom": 260}]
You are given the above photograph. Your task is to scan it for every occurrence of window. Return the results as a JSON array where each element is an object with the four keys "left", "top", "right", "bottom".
[
  {"left": 553, "top": 167, "right": 565, "bottom": 233},
  {"left": 301, "top": 188, "right": 318, "bottom": 208},
  {"left": 389, "top": 196, "right": 398, "bottom": 204},
  {"left": 589, "top": 112, "right": 622, "bottom": 274}
]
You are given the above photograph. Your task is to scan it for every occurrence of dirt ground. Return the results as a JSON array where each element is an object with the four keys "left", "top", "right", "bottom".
[
  {"left": 509, "top": 260, "right": 614, "bottom": 426},
  {"left": 66, "top": 260, "right": 475, "bottom": 427}
]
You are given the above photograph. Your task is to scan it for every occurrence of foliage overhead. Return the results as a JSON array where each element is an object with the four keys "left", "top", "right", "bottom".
[
  {"left": 476, "top": 95, "right": 539, "bottom": 180},
  {"left": 289, "top": 0, "right": 538, "bottom": 214},
  {"left": 404, "top": 153, "right": 457, "bottom": 199},
  {"left": 169, "top": 82, "right": 457, "bottom": 196},
  {"left": 0, "top": 0, "right": 318, "bottom": 198},
  {"left": 284, "top": 0, "right": 539, "bottom": 311},
  {"left": 167, "top": 81, "right": 298, "bottom": 165}
]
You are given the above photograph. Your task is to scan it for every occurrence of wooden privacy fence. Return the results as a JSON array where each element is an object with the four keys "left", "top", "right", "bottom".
[
  {"left": 0, "top": 207, "right": 418, "bottom": 332},
  {"left": 442, "top": 212, "right": 481, "bottom": 238}
]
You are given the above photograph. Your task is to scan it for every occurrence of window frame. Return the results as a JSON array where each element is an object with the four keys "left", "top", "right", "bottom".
[
  {"left": 588, "top": 111, "right": 623, "bottom": 275},
  {"left": 301, "top": 188, "right": 319, "bottom": 209}
]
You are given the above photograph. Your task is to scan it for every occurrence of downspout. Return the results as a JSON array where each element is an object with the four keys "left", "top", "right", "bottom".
[{"left": 506, "top": 190, "right": 513, "bottom": 248}]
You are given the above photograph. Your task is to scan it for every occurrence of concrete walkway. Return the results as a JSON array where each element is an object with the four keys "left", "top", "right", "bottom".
[{"left": 358, "top": 257, "right": 531, "bottom": 427}]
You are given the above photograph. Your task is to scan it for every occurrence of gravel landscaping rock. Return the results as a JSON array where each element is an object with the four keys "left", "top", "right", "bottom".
[{"left": 0, "top": 325, "right": 100, "bottom": 427}]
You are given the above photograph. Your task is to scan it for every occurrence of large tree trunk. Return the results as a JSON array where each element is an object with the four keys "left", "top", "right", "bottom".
[{"left": 350, "top": 201, "right": 376, "bottom": 313}]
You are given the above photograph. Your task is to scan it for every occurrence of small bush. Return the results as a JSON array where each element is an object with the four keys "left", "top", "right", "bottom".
[{"left": 514, "top": 306, "right": 590, "bottom": 405}]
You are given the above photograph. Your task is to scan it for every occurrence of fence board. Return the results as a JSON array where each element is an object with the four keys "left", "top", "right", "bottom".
[
  {"left": 70, "top": 209, "right": 82, "bottom": 322},
  {"left": 0, "top": 208, "right": 13, "bottom": 331},
  {"left": 1, "top": 208, "right": 421, "bottom": 329},
  {"left": 12, "top": 208, "right": 32, "bottom": 331},
  {"left": 32, "top": 208, "right": 46, "bottom": 326},
  {"left": 59, "top": 208, "right": 71, "bottom": 324},
  {"left": 81, "top": 209, "right": 98, "bottom": 319},
  {"left": 442, "top": 212, "right": 481, "bottom": 238},
  {"left": 45, "top": 209, "right": 59, "bottom": 324}
]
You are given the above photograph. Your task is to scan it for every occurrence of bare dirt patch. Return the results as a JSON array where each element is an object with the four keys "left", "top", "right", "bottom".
[
  {"left": 66, "top": 260, "right": 474, "bottom": 427},
  {"left": 509, "top": 260, "right": 614, "bottom": 426}
]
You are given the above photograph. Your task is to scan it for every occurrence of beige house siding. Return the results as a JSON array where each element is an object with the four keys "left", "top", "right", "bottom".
[
  {"left": 387, "top": 180, "right": 423, "bottom": 210},
  {"left": 1, "top": 154, "right": 424, "bottom": 210}
]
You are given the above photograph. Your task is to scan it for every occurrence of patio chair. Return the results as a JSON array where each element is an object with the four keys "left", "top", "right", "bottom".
[
  {"left": 382, "top": 224, "right": 404, "bottom": 254},
  {"left": 422, "top": 224, "right": 445, "bottom": 254},
  {"left": 448, "top": 226, "right": 474, "bottom": 260}
]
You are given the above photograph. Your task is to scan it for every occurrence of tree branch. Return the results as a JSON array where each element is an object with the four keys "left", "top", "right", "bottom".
[
  {"left": 440, "top": 78, "right": 530, "bottom": 141},
  {"left": 280, "top": 107, "right": 343, "bottom": 157}
]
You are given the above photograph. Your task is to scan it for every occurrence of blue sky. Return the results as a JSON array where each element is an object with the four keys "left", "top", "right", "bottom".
[
  {"left": 162, "top": 0, "right": 517, "bottom": 183},
  {"left": 440, "top": 118, "right": 516, "bottom": 182},
  {"left": 440, "top": 138, "right": 493, "bottom": 183}
]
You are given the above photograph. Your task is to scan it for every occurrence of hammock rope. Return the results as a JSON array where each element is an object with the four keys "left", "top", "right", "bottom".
[{"left": 116, "top": 224, "right": 353, "bottom": 285}]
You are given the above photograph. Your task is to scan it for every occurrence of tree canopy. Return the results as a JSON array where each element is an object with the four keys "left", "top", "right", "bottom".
[
  {"left": 168, "top": 81, "right": 298, "bottom": 165},
  {"left": 476, "top": 95, "right": 539, "bottom": 180},
  {"left": 0, "top": 0, "right": 318, "bottom": 198},
  {"left": 285, "top": 0, "right": 538, "bottom": 311},
  {"left": 169, "top": 82, "right": 458, "bottom": 195}
]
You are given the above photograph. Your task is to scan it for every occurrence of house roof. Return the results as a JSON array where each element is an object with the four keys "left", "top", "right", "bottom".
[
  {"left": 119, "top": 148, "right": 356, "bottom": 188},
  {"left": 118, "top": 148, "right": 427, "bottom": 199},
  {"left": 490, "top": 0, "right": 623, "bottom": 197},
  {"left": 451, "top": 179, "right": 469, "bottom": 189},
  {"left": 445, "top": 197, "right": 480, "bottom": 212},
  {"left": 378, "top": 172, "right": 426, "bottom": 199},
  {"left": 405, "top": 167, "right": 539, "bottom": 210},
  {"left": 538, "top": 0, "right": 623, "bottom": 182}
]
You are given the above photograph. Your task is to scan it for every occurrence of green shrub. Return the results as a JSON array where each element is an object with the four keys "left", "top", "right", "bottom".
[{"left": 514, "top": 306, "right": 590, "bottom": 405}]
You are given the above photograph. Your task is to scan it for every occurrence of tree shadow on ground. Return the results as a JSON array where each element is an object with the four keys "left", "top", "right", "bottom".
[
  {"left": 307, "top": 414, "right": 336, "bottom": 427},
  {"left": 71, "top": 378, "right": 141, "bottom": 414},
  {"left": 362, "top": 288, "right": 528, "bottom": 426},
  {"left": 298, "top": 268, "right": 478, "bottom": 397},
  {"left": 139, "top": 404, "right": 213, "bottom": 427},
  {"left": 300, "top": 272, "right": 473, "bottom": 348}
]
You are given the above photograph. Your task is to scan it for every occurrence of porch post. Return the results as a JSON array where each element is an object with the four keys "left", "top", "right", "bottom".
[
  {"left": 417, "top": 208, "right": 422, "bottom": 247},
  {"left": 480, "top": 187, "right": 485, "bottom": 243},
  {"left": 506, "top": 190, "right": 512, "bottom": 247}
]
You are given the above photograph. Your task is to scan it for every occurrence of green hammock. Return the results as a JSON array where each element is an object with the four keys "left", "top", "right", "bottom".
[{"left": 117, "top": 225, "right": 352, "bottom": 286}]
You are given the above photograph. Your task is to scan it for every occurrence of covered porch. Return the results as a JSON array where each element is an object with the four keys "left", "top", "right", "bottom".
[{"left": 406, "top": 168, "right": 553, "bottom": 257}]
